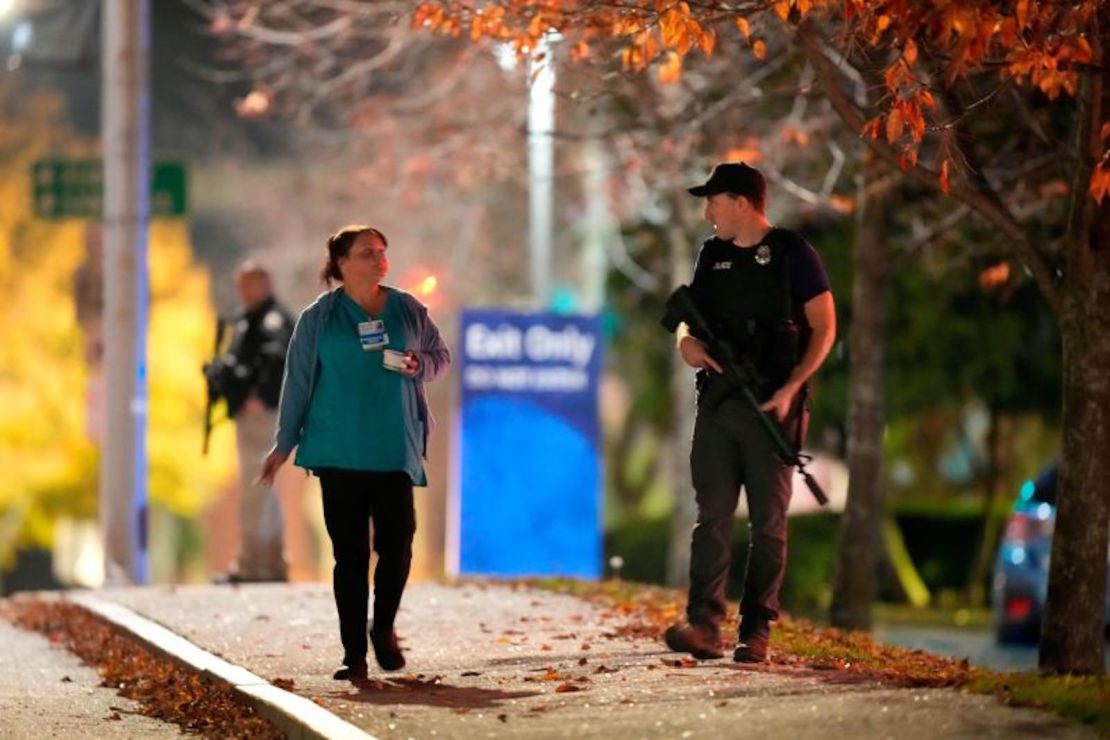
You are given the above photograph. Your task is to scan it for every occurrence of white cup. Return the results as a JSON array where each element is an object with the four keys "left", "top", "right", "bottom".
[{"left": 382, "top": 349, "right": 409, "bottom": 372}]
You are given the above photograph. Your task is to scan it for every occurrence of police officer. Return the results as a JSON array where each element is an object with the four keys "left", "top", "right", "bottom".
[
  {"left": 664, "top": 163, "right": 836, "bottom": 662},
  {"left": 208, "top": 261, "right": 294, "bottom": 582}
]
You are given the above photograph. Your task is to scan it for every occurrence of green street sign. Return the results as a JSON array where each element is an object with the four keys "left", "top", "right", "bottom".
[{"left": 32, "top": 159, "right": 188, "bottom": 218}]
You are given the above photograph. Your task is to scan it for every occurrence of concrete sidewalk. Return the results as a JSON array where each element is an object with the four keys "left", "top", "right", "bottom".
[
  {"left": 0, "top": 617, "right": 174, "bottom": 738},
  {"left": 82, "top": 581, "right": 1092, "bottom": 739}
]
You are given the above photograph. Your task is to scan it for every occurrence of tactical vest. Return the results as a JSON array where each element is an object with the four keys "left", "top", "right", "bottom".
[
  {"left": 221, "top": 297, "right": 293, "bottom": 415},
  {"left": 691, "top": 230, "right": 801, "bottom": 396}
]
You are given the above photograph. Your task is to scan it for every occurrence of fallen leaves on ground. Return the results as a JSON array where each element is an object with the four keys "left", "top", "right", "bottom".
[
  {"left": 271, "top": 677, "right": 296, "bottom": 692},
  {"left": 522, "top": 578, "right": 978, "bottom": 689},
  {"left": 3, "top": 597, "right": 282, "bottom": 738}
]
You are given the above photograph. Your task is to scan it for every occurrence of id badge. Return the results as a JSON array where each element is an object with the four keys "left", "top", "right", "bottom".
[{"left": 358, "top": 320, "right": 389, "bottom": 351}]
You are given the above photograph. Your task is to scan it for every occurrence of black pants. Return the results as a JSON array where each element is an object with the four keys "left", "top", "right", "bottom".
[
  {"left": 686, "top": 395, "right": 803, "bottom": 634},
  {"left": 318, "top": 469, "right": 416, "bottom": 665}
]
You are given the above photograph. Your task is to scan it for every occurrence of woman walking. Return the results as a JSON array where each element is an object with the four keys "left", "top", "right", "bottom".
[{"left": 259, "top": 225, "right": 450, "bottom": 681}]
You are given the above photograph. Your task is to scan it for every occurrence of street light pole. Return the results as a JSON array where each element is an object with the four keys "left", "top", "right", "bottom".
[
  {"left": 528, "top": 37, "right": 555, "bottom": 309},
  {"left": 100, "top": 0, "right": 149, "bottom": 584}
]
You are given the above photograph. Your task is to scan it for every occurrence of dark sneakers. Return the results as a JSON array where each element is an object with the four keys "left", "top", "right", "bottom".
[
  {"left": 663, "top": 621, "right": 724, "bottom": 660},
  {"left": 733, "top": 617, "right": 771, "bottom": 663},
  {"left": 370, "top": 628, "right": 406, "bottom": 671},
  {"left": 332, "top": 660, "right": 368, "bottom": 681}
]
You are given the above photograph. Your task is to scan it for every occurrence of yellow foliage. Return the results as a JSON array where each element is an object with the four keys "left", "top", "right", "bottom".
[
  {"left": 0, "top": 85, "right": 235, "bottom": 560},
  {"left": 146, "top": 221, "right": 237, "bottom": 517},
  {"left": 0, "top": 87, "right": 96, "bottom": 559},
  {"left": 0, "top": 212, "right": 94, "bottom": 552}
]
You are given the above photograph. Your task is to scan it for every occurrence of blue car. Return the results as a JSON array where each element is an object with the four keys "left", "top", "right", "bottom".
[{"left": 992, "top": 462, "right": 1110, "bottom": 644}]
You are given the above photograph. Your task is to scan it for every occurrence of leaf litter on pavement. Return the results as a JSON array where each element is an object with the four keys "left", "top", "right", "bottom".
[
  {"left": 519, "top": 577, "right": 978, "bottom": 688},
  {"left": 3, "top": 596, "right": 282, "bottom": 739},
  {"left": 13, "top": 578, "right": 1100, "bottom": 734}
]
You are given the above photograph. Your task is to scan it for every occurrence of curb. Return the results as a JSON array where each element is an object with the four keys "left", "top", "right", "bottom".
[{"left": 69, "top": 594, "right": 375, "bottom": 740}]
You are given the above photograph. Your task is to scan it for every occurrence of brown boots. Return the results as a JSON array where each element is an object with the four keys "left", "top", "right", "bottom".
[
  {"left": 733, "top": 616, "right": 770, "bottom": 663},
  {"left": 663, "top": 621, "right": 724, "bottom": 660},
  {"left": 664, "top": 616, "right": 772, "bottom": 663}
]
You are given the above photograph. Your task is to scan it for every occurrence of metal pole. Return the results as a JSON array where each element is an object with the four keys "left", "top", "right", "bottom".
[
  {"left": 579, "top": 136, "right": 612, "bottom": 313},
  {"left": 100, "top": 0, "right": 149, "bottom": 584},
  {"left": 528, "top": 39, "right": 555, "bottom": 308}
]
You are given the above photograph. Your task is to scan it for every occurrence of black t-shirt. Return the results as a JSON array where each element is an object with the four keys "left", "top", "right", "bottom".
[{"left": 689, "top": 227, "right": 830, "bottom": 393}]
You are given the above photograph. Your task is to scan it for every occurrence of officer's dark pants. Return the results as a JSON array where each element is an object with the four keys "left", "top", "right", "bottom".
[
  {"left": 686, "top": 395, "right": 802, "bottom": 635},
  {"left": 318, "top": 469, "right": 416, "bottom": 666}
]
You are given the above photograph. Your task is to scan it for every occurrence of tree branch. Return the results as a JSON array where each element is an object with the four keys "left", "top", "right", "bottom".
[
  {"left": 1063, "top": 12, "right": 1103, "bottom": 278},
  {"left": 298, "top": 32, "right": 409, "bottom": 118},
  {"left": 798, "top": 22, "right": 1062, "bottom": 312}
]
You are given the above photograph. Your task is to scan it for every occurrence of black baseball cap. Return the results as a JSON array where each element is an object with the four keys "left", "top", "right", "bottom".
[{"left": 687, "top": 162, "right": 766, "bottom": 200}]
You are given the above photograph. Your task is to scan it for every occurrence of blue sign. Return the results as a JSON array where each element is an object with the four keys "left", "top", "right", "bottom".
[{"left": 454, "top": 310, "right": 603, "bottom": 578}]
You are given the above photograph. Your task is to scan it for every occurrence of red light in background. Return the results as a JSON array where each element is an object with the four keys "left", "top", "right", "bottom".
[
  {"left": 1006, "top": 597, "right": 1033, "bottom": 621},
  {"left": 397, "top": 265, "right": 445, "bottom": 308},
  {"left": 1004, "top": 512, "right": 1053, "bottom": 543},
  {"left": 1005, "top": 514, "right": 1031, "bottom": 542}
]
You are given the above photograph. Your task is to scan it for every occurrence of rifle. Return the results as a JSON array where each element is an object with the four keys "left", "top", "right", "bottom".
[
  {"left": 661, "top": 285, "right": 828, "bottom": 506},
  {"left": 202, "top": 316, "right": 228, "bottom": 455}
]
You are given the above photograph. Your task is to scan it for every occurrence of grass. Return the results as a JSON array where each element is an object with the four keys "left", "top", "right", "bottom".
[
  {"left": 967, "top": 672, "right": 1110, "bottom": 735},
  {"left": 872, "top": 601, "right": 994, "bottom": 629}
]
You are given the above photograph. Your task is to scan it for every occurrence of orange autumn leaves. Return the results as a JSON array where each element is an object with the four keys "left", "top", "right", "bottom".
[
  {"left": 734, "top": 17, "right": 766, "bottom": 61},
  {"left": 784, "top": 0, "right": 1103, "bottom": 198},
  {"left": 414, "top": 0, "right": 1108, "bottom": 203},
  {"left": 841, "top": 0, "right": 1100, "bottom": 196},
  {"left": 1091, "top": 123, "right": 1110, "bottom": 203},
  {"left": 841, "top": 0, "right": 1096, "bottom": 97},
  {"left": 413, "top": 1, "right": 720, "bottom": 77}
]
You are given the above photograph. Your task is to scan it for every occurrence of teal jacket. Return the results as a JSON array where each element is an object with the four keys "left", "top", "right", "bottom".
[{"left": 271, "top": 286, "right": 451, "bottom": 460}]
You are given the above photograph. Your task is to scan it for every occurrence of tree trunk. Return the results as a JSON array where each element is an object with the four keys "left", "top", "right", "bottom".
[
  {"left": 1039, "top": 11, "right": 1110, "bottom": 676},
  {"left": 964, "top": 408, "right": 1010, "bottom": 607},
  {"left": 1039, "top": 211, "right": 1110, "bottom": 674},
  {"left": 829, "top": 160, "right": 889, "bottom": 631},
  {"left": 666, "top": 342, "right": 698, "bottom": 588},
  {"left": 666, "top": 200, "right": 698, "bottom": 589},
  {"left": 607, "top": 417, "right": 640, "bottom": 517}
]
